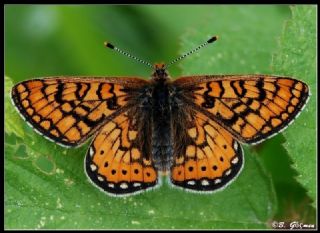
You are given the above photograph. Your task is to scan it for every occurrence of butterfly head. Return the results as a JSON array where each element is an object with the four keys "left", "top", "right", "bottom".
[{"left": 152, "top": 63, "right": 169, "bottom": 80}]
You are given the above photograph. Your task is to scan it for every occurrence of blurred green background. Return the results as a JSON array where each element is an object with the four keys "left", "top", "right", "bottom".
[{"left": 5, "top": 5, "right": 316, "bottom": 229}]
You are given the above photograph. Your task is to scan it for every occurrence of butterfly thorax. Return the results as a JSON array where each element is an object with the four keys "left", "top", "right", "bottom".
[{"left": 150, "top": 64, "right": 173, "bottom": 171}]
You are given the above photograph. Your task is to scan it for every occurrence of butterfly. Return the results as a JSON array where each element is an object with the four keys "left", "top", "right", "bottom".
[{"left": 11, "top": 36, "right": 309, "bottom": 196}]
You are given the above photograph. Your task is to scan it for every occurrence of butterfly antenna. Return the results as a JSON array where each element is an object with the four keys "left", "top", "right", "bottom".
[
  {"left": 104, "top": 41, "right": 153, "bottom": 69},
  {"left": 166, "top": 36, "right": 218, "bottom": 68}
]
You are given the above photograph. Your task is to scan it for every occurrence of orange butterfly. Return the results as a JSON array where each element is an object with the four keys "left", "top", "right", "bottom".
[{"left": 11, "top": 36, "right": 309, "bottom": 196}]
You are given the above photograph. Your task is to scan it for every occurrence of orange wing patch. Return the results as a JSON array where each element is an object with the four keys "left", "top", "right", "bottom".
[
  {"left": 11, "top": 77, "right": 147, "bottom": 147},
  {"left": 175, "top": 75, "right": 309, "bottom": 144},
  {"left": 85, "top": 110, "right": 158, "bottom": 195},
  {"left": 170, "top": 109, "right": 243, "bottom": 191}
]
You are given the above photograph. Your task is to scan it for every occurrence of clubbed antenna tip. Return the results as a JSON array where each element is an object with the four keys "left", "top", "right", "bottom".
[
  {"left": 104, "top": 42, "right": 115, "bottom": 49},
  {"left": 207, "top": 36, "right": 218, "bottom": 43}
]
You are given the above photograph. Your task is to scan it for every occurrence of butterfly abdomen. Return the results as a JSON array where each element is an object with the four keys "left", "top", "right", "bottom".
[{"left": 151, "top": 80, "right": 173, "bottom": 171}]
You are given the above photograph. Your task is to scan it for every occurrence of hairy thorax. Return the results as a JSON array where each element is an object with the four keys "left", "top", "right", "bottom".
[{"left": 151, "top": 79, "right": 173, "bottom": 171}]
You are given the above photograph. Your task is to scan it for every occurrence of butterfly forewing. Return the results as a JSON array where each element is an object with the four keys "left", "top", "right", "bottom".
[
  {"left": 174, "top": 75, "right": 309, "bottom": 144},
  {"left": 11, "top": 77, "right": 148, "bottom": 147}
]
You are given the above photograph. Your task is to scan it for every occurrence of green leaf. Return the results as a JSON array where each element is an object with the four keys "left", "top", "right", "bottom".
[
  {"left": 271, "top": 6, "right": 316, "bottom": 205},
  {"left": 5, "top": 76, "right": 25, "bottom": 138},
  {"left": 178, "top": 6, "right": 290, "bottom": 75}
]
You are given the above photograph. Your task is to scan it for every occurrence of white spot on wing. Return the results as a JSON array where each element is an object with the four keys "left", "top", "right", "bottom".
[
  {"left": 97, "top": 176, "right": 104, "bottom": 182},
  {"left": 133, "top": 182, "right": 141, "bottom": 187},
  {"left": 90, "top": 164, "right": 97, "bottom": 171},
  {"left": 225, "top": 169, "right": 232, "bottom": 176},
  {"left": 233, "top": 141, "right": 238, "bottom": 150},
  {"left": 201, "top": 180, "right": 209, "bottom": 186},
  {"left": 89, "top": 147, "right": 94, "bottom": 157},
  {"left": 214, "top": 179, "right": 221, "bottom": 184},
  {"left": 120, "top": 183, "right": 128, "bottom": 189},
  {"left": 231, "top": 157, "right": 239, "bottom": 164},
  {"left": 187, "top": 180, "right": 195, "bottom": 185}
]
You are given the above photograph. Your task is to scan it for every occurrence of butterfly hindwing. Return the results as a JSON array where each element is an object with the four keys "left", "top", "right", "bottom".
[
  {"left": 85, "top": 108, "right": 158, "bottom": 195},
  {"left": 170, "top": 106, "right": 243, "bottom": 192},
  {"left": 174, "top": 75, "right": 309, "bottom": 144},
  {"left": 11, "top": 77, "right": 148, "bottom": 147}
]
